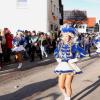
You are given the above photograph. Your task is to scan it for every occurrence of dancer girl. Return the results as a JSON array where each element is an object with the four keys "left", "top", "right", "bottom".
[
  {"left": 12, "top": 32, "right": 26, "bottom": 69},
  {"left": 54, "top": 27, "right": 86, "bottom": 100}
]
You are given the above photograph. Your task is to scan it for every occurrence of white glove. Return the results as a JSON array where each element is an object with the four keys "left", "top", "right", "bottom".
[{"left": 56, "top": 58, "right": 62, "bottom": 63}]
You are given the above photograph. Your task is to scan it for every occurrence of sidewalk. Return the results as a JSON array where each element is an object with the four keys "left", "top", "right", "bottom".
[
  {"left": 0, "top": 54, "right": 56, "bottom": 75},
  {"left": 0, "top": 52, "right": 98, "bottom": 75}
]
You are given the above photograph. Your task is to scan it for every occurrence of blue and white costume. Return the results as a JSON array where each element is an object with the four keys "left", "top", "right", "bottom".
[
  {"left": 12, "top": 35, "right": 26, "bottom": 52},
  {"left": 94, "top": 35, "right": 100, "bottom": 54},
  {"left": 54, "top": 27, "right": 86, "bottom": 75}
]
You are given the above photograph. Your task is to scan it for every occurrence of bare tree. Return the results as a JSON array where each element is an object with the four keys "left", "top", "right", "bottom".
[{"left": 67, "top": 10, "right": 87, "bottom": 27}]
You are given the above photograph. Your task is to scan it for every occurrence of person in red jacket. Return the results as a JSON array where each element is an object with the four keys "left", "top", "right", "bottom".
[{"left": 4, "top": 28, "right": 13, "bottom": 62}]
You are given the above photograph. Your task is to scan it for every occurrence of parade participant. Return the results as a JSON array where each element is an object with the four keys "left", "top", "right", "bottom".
[
  {"left": 54, "top": 27, "right": 86, "bottom": 100},
  {"left": 94, "top": 34, "right": 100, "bottom": 55},
  {"left": 12, "top": 32, "right": 26, "bottom": 69},
  {"left": 84, "top": 34, "right": 91, "bottom": 57}
]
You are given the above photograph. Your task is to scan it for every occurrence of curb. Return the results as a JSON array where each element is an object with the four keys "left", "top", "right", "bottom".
[
  {"left": 0, "top": 57, "right": 56, "bottom": 75},
  {"left": 0, "top": 52, "right": 98, "bottom": 75},
  {"left": 0, "top": 68, "right": 16, "bottom": 76}
]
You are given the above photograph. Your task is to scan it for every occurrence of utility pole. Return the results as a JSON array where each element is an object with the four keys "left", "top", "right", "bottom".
[{"left": 99, "top": 20, "right": 100, "bottom": 34}]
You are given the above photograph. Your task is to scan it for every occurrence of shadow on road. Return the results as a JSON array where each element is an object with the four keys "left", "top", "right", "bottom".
[
  {"left": 35, "top": 93, "right": 60, "bottom": 100},
  {"left": 0, "top": 57, "right": 56, "bottom": 75},
  {"left": 21, "top": 58, "right": 56, "bottom": 71},
  {"left": 78, "top": 53, "right": 100, "bottom": 63},
  {"left": 81, "top": 59, "right": 96, "bottom": 69},
  {"left": 76, "top": 53, "right": 100, "bottom": 70},
  {"left": 0, "top": 77, "right": 58, "bottom": 100},
  {"left": 72, "top": 76, "right": 100, "bottom": 100}
]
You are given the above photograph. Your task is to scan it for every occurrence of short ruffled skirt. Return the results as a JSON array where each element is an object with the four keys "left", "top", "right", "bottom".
[
  {"left": 96, "top": 43, "right": 100, "bottom": 54},
  {"left": 12, "top": 45, "right": 26, "bottom": 52},
  {"left": 54, "top": 61, "right": 82, "bottom": 75}
]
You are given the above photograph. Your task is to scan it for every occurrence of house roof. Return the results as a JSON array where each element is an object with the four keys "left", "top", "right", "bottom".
[
  {"left": 63, "top": 17, "right": 96, "bottom": 28},
  {"left": 87, "top": 17, "right": 96, "bottom": 27}
]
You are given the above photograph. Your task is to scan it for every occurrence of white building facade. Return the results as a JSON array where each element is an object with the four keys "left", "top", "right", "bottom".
[{"left": 0, "top": 0, "right": 61, "bottom": 34}]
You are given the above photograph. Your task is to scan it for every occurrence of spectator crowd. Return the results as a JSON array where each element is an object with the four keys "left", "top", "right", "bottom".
[
  {"left": 0, "top": 27, "right": 99, "bottom": 70},
  {"left": 0, "top": 28, "right": 56, "bottom": 70}
]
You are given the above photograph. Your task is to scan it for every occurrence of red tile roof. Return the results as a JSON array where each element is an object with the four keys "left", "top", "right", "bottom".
[{"left": 87, "top": 17, "right": 96, "bottom": 27}]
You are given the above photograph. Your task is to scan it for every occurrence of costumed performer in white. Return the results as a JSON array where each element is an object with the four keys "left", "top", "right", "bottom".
[
  {"left": 94, "top": 34, "right": 100, "bottom": 55},
  {"left": 54, "top": 27, "right": 86, "bottom": 100},
  {"left": 12, "top": 31, "right": 26, "bottom": 69}
]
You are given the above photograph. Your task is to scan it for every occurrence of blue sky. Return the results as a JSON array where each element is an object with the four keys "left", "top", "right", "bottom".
[{"left": 62, "top": 0, "right": 100, "bottom": 22}]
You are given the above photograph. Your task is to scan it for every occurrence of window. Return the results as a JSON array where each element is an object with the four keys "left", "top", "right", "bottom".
[
  {"left": 51, "top": 0, "right": 52, "bottom": 12},
  {"left": 16, "top": 0, "right": 28, "bottom": 9},
  {"left": 54, "top": 5, "right": 56, "bottom": 12},
  {"left": 51, "top": 0, "right": 52, "bottom": 4},
  {"left": 51, "top": 24, "right": 53, "bottom": 30},
  {"left": 79, "top": 25, "right": 82, "bottom": 28},
  {"left": 17, "top": 0, "right": 27, "bottom": 2}
]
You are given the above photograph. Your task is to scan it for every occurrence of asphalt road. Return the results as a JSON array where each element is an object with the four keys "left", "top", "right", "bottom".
[{"left": 0, "top": 54, "right": 100, "bottom": 100}]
